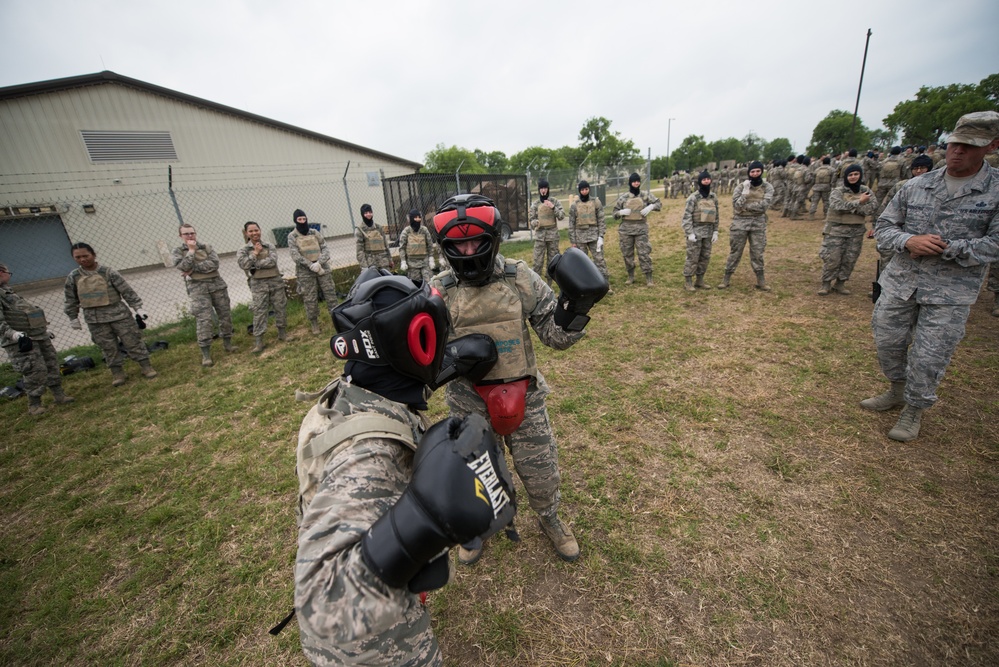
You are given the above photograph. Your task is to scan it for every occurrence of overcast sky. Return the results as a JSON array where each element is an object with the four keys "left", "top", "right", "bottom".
[{"left": 2, "top": 0, "right": 997, "bottom": 165}]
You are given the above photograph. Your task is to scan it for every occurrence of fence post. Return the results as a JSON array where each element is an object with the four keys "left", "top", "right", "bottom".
[
  {"left": 342, "top": 161, "right": 356, "bottom": 230},
  {"left": 167, "top": 165, "right": 185, "bottom": 226}
]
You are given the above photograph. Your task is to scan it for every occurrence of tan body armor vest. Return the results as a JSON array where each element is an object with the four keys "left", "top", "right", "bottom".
[
  {"left": 1, "top": 293, "right": 47, "bottom": 335},
  {"left": 815, "top": 166, "right": 834, "bottom": 185},
  {"left": 363, "top": 226, "right": 386, "bottom": 253},
  {"left": 575, "top": 201, "right": 596, "bottom": 227},
  {"left": 537, "top": 202, "right": 557, "bottom": 228},
  {"left": 189, "top": 246, "right": 221, "bottom": 280},
  {"left": 295, "top": 234, "right": 321, "bottom": 263},
  {"left": 623, "top": 196, "right": 644, "bottom": 221},
  {"left": 405, "top": 231, "right": 428, "bottom": 258},
  {"left": 880, "top": 159, "right": 901, "bottom": 180},
  {"left": 76, "top": 271, "right": 120, "bottom": 309},
  {"left": 695, "top": 198, "right": 717, "bottom": 224},
  {"left": 826, "top": 189, "right": 868, "bottom": 225},
  {"left": 791, "top": 166, "right": 805, "bottom": 185},
  {"left": 251, "top": 247, "right": 280, "bottom": 279}
]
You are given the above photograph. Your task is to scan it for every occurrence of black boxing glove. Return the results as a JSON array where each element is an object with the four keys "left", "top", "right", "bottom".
[
  {"left": 429, "top": 333, "right": 498, "bottom": 389},
  {"left": 548, "top": 247, "right": 610, "bottom": 332},
  {"left": 361, "top": 413, "right": 516, "bottom": 589},
  {"left": 18, "top": 335, "right": 33, "bottom": 353}
]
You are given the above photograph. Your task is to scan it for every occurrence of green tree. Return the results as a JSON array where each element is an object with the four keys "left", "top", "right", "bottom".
[
  {"left": 883, "top": 75, "right": 999, "bottom": 146},
  {"left": 762, "top": 137, "right": 793, "bottom": 163},
  {"left": 807, "top": 110, "right": 872, "bottom": 156},
  {"left": 869, "top": 129, "right": 895, "bottom": 151},
  {"left": 577, "top": 116, "right": 642, "bottom": 172},
  {"left": 707, "top": 137, "right": 745, "bottom": 164},
  {"left": 423, "top": 144, "right": 484, "bottom": 173},
  {"left": 671, "top": 135, "right": 713, "bottom": 171},
  {"left": 473, "top": 149, "right": 509, "bottom": 172},
  {"left": 651, "top": 155, "right": 675, "bottom": 180},
  {"left": 742, "top": 132, "right": 764, "bottom": 162}
]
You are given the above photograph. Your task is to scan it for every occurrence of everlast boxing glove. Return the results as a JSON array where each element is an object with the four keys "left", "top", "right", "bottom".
[
  {"left": 429, "top": 333, "right": 498, "bottom": 390},
  {"left": 548, "top": 247, "right": 610, "bottom": 332},
  {"left": 361, "top": 413, "right": 516, "bottom": 590}
]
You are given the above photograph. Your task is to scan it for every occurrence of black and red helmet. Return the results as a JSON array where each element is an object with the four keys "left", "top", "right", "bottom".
[
  {"left": 432, "top": 194, "right": 503, "bottom": 285},
  {"left": 330, "top": 269, "right": 450, "bottom": 386}
]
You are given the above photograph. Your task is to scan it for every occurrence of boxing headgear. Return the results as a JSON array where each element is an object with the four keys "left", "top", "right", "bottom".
[{"left": 432, "top": 194, "right": 503, "bottom": 285}]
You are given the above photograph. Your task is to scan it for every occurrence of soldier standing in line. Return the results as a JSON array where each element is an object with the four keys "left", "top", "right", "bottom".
[
  {"left": 681, "top": 170, "right": 720, "bottom": 291},
  {"left": 568, "top": 180, "right": 611, "bottom": 291},
  {"left": 782, "top": 155, "right": 806, "bottom": 219},
  {"left": 430, "top": 194, "right": 608, "bottom": 566},
  {"left": 768, "top": 160, "right": 786, "bottom": 211},
  {"left": 863, "top": 111, "right": 999, "bottom": 441},
  {"left": 863, "top": 151, "right": 880, "bottom": 190},
  {"left": 529, "top": 179, "right": 564, "bottom": 284},
  {"left": 817, "top": 164, "right": 877, "bottom": 296},
  {"left": 836, "top": 148, "right": 861, "bottom": 180},
  {"left": 876, "top": 154, "right": 934, "bottom": 219},
  {"left": 876, "top": 146, "right": 906, "bottom": 204},
  {"left": 64, "top": 242, "right": 157, "bottom": 386},
  {"left": 172, "top": 224, "right": 235, "bottom": 366},
  {"left": 288, "top": 209, "right": 339, "bottom": 335},
  {"left": 354, "top": 204, "right": 395, "bottom": 272},
  {"left": 719, "top": 161, "right": 774, "bottom": 291},
  {"left": 237, "top": 221, "right": 288, "bottom": 353},
  {"left": 398, "top": 208, "right": 438, "bottom": 286},
  {"left": 294, "top": 269, "right": 514, "bottom": 666},
  {"left": 809, "top": 157, "right": 837, "bottom": 220},
  {"left": 613, "top": 172, "right": 661, "bottom": 286},
  {"left": 1, "top": 262, "right": 74, "bottom": 415}
]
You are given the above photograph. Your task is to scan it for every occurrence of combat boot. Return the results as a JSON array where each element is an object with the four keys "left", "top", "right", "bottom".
[
  {"left": 833, "top": 280, "right": 851, "bottom": 295},
  {"left": 645, "top": 273, "right": 654, "bottom": 287},
  {"left": 222, "top": 337, "right": 236, "bottom": 352},
  {"left": 277, "top": 327, "right": 287, "bottom": 341},
  {"left": 309, "top": 320, "right": 321, "bottom": 335},
  {"left": 200, "top": 345, "right": 214, "bottom": 367},
  {"left": 27, "top": 395, "right": 46, "bottom": 416},
  {"left": 887, "top": 404, "right": 924, "bottom": 442},
  {"left": 695, "top": 274, "right": 711, "bottom": 290},
  {"left": 717, "top": 273, "right": 732, "bottom": 289},
  {"left": 818, "top": 281, "right": 832, "bottom": 296},
  {"left": 625, "top": 270, "right": 635, "bottom": 286},
  {"left": 538, "top": 514, "right": 580, "bottom": 562},
  {"left": 139, "top": 360, "right": 158, "bottom": 379},
  {"left": 860, "top": 381, "right": 906, "bottom": 411},
  {"left": 992, "top": 292, "right": 999, "bottom": 318},
  {"left": 684, "top": 276, "right": 695, "bottom": 292},
  {"left": 253, "top": 336, "right": 265, "bottom": 354},
  {"left": 51, "top": 386, "right": 75, "bottom": 404},
  {"left": 110, "top": 367, "right": 128, "bottom": 387},
  {"left": 755, "top": 272, "right": 772, "bottom": 292},
  {"left": 456, "top": 544, "right": 482, "bottom": 566}
]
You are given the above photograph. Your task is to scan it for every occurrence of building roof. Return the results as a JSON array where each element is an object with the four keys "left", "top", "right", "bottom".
[{"left": 0, "top": 70, "right": 422, "bottom": 170}]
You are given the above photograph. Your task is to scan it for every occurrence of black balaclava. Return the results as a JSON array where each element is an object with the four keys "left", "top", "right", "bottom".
[
  {"left": 578, "top": 180, "right": 590, "bottom": 203},
  {"left": 360, "top": 204, "right": 374, "bottom": 227},
  {"left": 796, "top": 155, "right": 805, "bottom": 165},
  {"left": 911, "top": 155, "right": 934, "bottom": 172},
  {"left": 848, "top": 148, "right": 858, "bottom": 158},
  {"left": 294, "top": 208, "right": 309, "bottom": 235},
  {"left": 697, "top": 170, "right": 712, "bottom": 198},
  {"left": 629, "top": 172, "right": 641, "bottom": 196},
  {"left": 867, "top": 151, "right": 875, "bottom": 158},
  {"left": 803, "top": 156, "right": 811, "bottom": 167},
  {"left": 822, "top": 156, "right": 831, "bottom": 165},
  {"left": 890, "top": 146, "right": 902, "bottom": 155},
  {"left": 408, "top": 208, "right": 421, "bottom": 231},
  {"left": 843, "top": 164, "right": 863, "bottom": 193},
  {"left": 748, "top": 161, "right": 765, "bottom": 187},
  {"left": 787, "top": 154, "right": 796, "bottom": 163},
  {"left": 538, "top": 179, "right": 550, "bottom": 202}
]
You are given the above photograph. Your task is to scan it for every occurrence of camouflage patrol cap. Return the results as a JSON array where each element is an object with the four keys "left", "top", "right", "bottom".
[{"left": 947, "top": 111, "right": 999, "bottom": 147}]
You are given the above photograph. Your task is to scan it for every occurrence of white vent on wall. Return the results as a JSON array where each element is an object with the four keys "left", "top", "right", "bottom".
[{"left": 81, "top": 130, "right": 178, "bottom": 162}]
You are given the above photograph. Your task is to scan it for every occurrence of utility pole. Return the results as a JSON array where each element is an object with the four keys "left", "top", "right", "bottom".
[
  {"left": 850, "top": 29, "right": 872, "bottom": 149},
  {"left": 666, "top": 118, "right": 676, "bottom": 175}
]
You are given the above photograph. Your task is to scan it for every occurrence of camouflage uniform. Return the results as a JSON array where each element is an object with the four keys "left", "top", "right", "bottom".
[
  {"left": 872, "top": 161, "right": 999, "bottom": 408},
  {"left": 172, "top": 242, "right": 233, "bottom": 347},
  {"left": 64, "top": 265, "right": 149, "bottom": 369},
  {"left": 768, "top": 163, "right": 786, "bottom": 210},
  {"left": 681, "top": 190, "right": 720, "bottom": 278},
  {"left": 288, "top": 229, "right": 339, "bottom": 324},
  {"left": 355, "top": 222, "right": 393, "bottom": 270},
  {"left": 613, "top": 189, "right": 662, "bottom": 282},
  {"left": 862, "top": 154, "right": 880, "bottom": 189},
  {"left": 876, "top": 154, "right": 905, "bottom": 204},
  {"left": 809, "top": 164, "right": 836, "bottom": 218},
  {"left": 1, "top": 285, "right": 65, "bottom": 399},
  {"left": 236, "top": 240, "right": 288, "bottom": 336},
  {"left": 819, "top": 184, "right": 877, "bottom": 285},
  {"left": 398, "top": 224, "right": 438, "bottom": 285},
  {"left": 568, "top": 196, "right": 609, "bottom": 280},
  {"left": 782, "top": 162, "right": 806, "bottom": 218},
  {"left": 431, "top": 255, "right": 583, "bottom": 525},
  {"left": 724, "top": 180, "right": 774, "bottom": 280},
  {"left": 529, "top": 197, "right": 565, "bottom": 281},
  {"left": 295, "top": 379, "right": 442, "bottom": 666}
]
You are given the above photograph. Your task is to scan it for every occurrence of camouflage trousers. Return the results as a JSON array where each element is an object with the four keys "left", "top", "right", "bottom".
[
  {"left": 295, "top": 268, "right": 338, "bottom": 323},
  {"left": 403, "top": 261, "right": 434, "bottom": 286},
  {"left": 88, "top": 316, "right": 148, "bottom": 369},
  {"left": 189, "top": 281, "right": 233, "bottom": 346},
  {"left": 769, "top": 182, "right": 786, "bottom": 210},
  {"left": 364, "top": 253, "right": 394, "bottom": 271},
  {"left": 3, "top": 337, "right": 62, "bottom": 397},
  {"left": 783, "top": 187, "right": 807, "bottom": 218},
  {"left": 724, "top": 229, "right": 767, "bottom": 275},
  {"left": 575, "top": 239, "right": 609, "bottom": 279},
  {"left": 818, "top": 232, "right": 864, "bottom": 283},
  {"left": 684, "top": 237, "right": 714, "bottom": 277},
  {"left": 446, "top": 378, "right": 561, "bottom": 517},
  {"left": 987, "top": 263, "right": 998, "bottom": 293},
  {"left": 619, "top": 226, "right": 653, "bottom": 276},
  {"left": 871, "top": 296, "right": 970, "bottom": 408},
  {"left": 809, "top": 188, "right": 831, "bottom": 217},
  {"left": 875, "top": 182, "right": 898, "bottom": 207},
  {"left": 531, "top": 228, "right": 560, "bottom": 281},
  {"left": 249, "top": 276, "right": 288, "bottom": 336}
]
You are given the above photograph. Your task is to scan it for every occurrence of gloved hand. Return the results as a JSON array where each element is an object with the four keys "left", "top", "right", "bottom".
[
  {"left": 361, "top": 413, "right": 516, "bottom": 589},
  {"left": 11, "top": 330, "right": 26, "bottom": 342},
  {"left": 309, "top": 262, "right": 322, "bottom": 273},
  {"left": 136, "top": 309, "right": 149, "bottom": 321},
  {"left": 429, "top": 257, "right": 436, "bottom": 270},
  {"left": 597, "top": 237, "right": 604, "bottom": 252},
  {"left": 712, "top": 231, "right": 719, "bottom": 243},
  {"left": 430, "top": 333, "right": 498, "bottom": 390},
  {"left": 17, "top": 334, "right": 33, "bottom": 353},
  {"left": 616, "top": 208, "right": 631, "bottom": 218},
  {"left": 742, "top": 181, "right": 751, "bottom": 194},
  {"left": 687, "top": 233, "right": 697, "bottom": 242},
  {"left": 400, "top": 260, "right": 408, "bottom": 272},
  {"left": 640, "top": 204, "right": 655, "bottom": 217},
  {"left": 548, "top": 248, "right": 610, "bottom": 332},
  {"left": 69, "top": 318, "right": 82, "bottom": 330},
  {"left": 49, "top": 332, "right": 56, "bottom": 340}
]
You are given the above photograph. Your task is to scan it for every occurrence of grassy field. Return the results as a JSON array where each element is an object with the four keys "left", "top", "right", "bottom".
[{"left": 2, "top": 194, "right": 997, "bottom": 666}]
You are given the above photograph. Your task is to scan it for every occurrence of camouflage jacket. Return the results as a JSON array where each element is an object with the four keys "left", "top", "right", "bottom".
[
  {"left": 1, "top": 285, "right": 50, "bottom": 341},
  {"left": 681, "top": 191, "right": 720, "bottom": 237},
  {"left": 236, "top": 241, "right": 282, "bottom": 279},
  {"left": 875, "top": 162, "right": 999, "bottom": 304},
  {"left": 288, "top": 229, "right": 332, "bottom": 271},
  {"left": 568, "top": 197, "right": 606, "bottom": 245},
  {"left": 172, "top": 242, "right": 228, "bottom": 293},
  {"left": 63, "top": 264, "right": 142, "bottom": 324},
  {"left": 529, "top": 197, "right": 566, "bottom": 230},
  {"left": 354, "top": 223, "right": 393, "bottom": 268},
  {"left": 731, "top": 181, "right": 774, "bottom": 230},
  {"left": 398, "top": 225, "right": 439, "bottom": 266},
  {"left": 613, "top": 190, "right": 662, "bottom": 234}
]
